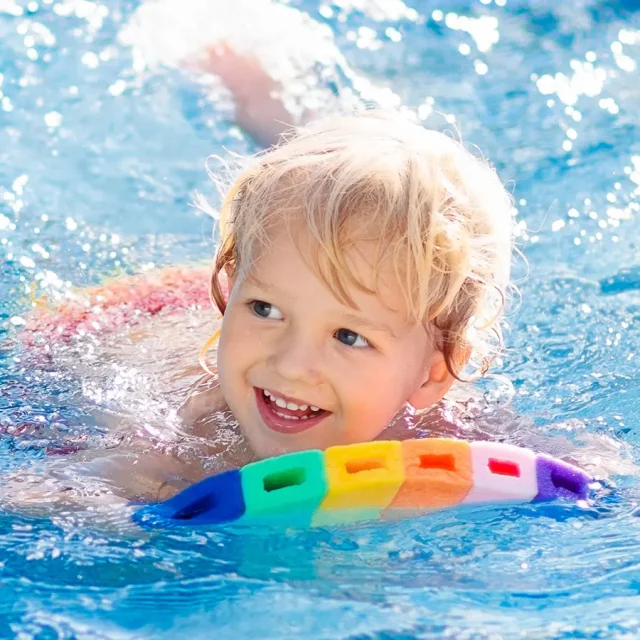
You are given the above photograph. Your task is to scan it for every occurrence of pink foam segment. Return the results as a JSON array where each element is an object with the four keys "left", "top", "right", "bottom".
[
  {"left": 462, "top": 442, "right": 538, "bottom": 504},
  {"left": 534, "top": 454, "right": 590, "bottom": 501}
]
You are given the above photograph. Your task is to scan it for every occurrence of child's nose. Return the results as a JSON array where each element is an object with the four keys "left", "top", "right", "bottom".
[{"left": 269, "top": 330, "right": 323, "bottom": 386}]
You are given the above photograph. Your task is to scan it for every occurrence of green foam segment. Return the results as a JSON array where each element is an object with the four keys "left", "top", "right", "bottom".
[{"left": 240, "top": 450, "right": 328, "bottom": 526}]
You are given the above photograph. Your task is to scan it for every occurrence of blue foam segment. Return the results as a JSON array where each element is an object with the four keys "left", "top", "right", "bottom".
[{"left": 132, "top": 469, "right": 246, "bottom": 528}]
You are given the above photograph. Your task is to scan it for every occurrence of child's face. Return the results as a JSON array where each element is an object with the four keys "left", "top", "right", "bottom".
[{"left": 217, "top": 227, "right": 446, "bottom": 459}]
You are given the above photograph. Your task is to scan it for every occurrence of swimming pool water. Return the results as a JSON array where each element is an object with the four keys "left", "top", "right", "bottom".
[{"left": 1, "top": 0, "right": 640, "bottom": 637}]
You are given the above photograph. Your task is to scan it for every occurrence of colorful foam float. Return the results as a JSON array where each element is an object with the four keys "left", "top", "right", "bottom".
[{"left": 133, "top": 438, "right": 591, "bottom": 529}]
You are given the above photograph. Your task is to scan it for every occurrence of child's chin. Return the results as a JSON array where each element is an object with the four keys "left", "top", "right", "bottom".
[{"left": 247, "top": 431, "right": 322, "bottom": 459}]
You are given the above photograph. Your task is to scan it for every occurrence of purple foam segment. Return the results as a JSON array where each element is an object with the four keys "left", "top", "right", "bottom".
[
  {"left": 133, "top": 469, "right": 246, "bottom": 528},
  {"left": 534, "top": 454, "right": 590, "bottom": 502}
]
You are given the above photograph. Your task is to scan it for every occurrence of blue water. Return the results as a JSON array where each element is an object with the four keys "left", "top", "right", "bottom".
[{"left": 2, "top": 0, "right": 640, "bottom": 637}]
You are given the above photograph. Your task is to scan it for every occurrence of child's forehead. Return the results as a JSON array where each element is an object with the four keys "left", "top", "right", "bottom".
[
  {"left": 245, "top": 225, "right": 414, "bottom": 320},
  {"left": 253, "top": 222, "right": 386, "bottom": 280}
]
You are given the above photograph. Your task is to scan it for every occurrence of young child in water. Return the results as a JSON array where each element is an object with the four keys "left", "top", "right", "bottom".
[
  {"left": 7, "top": 109, "right": 514, "bottom": 511},
  {"left": 181, "top": 109, "right": 512, "bottom": 458}
]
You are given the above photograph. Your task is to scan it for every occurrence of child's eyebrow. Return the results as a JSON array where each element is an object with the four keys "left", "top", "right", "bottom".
[
  {"left": 246, "top": 274, "right": 276, "bottom": 291},
  {"left": 247, "top": 275, "right": 397, "bottom": 339},
  {"left": 338, "top": 313, "right": 398, "bottom": 339}
]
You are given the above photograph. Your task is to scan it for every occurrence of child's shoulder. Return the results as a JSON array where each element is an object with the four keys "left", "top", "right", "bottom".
[{"left": 18, "top": 262, "right": 225, "bottom": 440}]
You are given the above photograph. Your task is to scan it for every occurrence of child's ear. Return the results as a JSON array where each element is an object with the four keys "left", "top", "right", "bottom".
[
  {"left": 219, "top": 264, "right": 236, "bottom": 302},
  {"left": 224, "top": 264, "right": 236, "bottom": 288},
  {"left": 407, "top": 350, "right": 463, "bottom": 411}
]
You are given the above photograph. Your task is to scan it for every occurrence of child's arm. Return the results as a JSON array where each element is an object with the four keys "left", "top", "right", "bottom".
[
  {"left": 11, "top": 265, "right": 234, "bottom": 515},
  {"left": 0, "top": 433, "right": 225, "bottom": 518},
  {"left": 0, "top": 371, "right": 246, "bottom": 519}
]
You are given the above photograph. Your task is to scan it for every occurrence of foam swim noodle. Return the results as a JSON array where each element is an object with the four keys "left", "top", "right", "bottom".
[
  {"left": 312, "top": 441, "right": 405, "bottom": 526},
  {"left": 534, "top": 454, "right": 589, "bottom": 501},
  {"left": 133, "top": 469, "right": 246, "bottom": 528},
  {"left": 240, "top": 450, "right": 328, "bottom": 526},
  {"left": 385, "top": 438, "right": 473, "bottom": 517},
  {"left": 462, "top": 442, "right": 539, "bottom": 504},
  {"left": 132, "top": 438, "right": 592, "bottom": 530}
]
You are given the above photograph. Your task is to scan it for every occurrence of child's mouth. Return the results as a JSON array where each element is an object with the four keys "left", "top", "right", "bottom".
[{"left": 254, "top": 387, "right": 330, "bottom": 434}]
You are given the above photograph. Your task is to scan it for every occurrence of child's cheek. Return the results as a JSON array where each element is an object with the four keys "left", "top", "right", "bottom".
[
  {"left": 343, "top": 372, "right": 391, "bottom": 441},
  {"left": 217, "top": 310, "right": 246, "bottom": 385},
  {"left": 357, "top": 364, "right": 409, "bottom": 437}
]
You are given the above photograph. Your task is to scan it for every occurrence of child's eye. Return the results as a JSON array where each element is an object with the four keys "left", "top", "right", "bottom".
[
  {"left": 250, "top": 300, "right": 283, "bottom": 320},
  {"left": 334, "top": 328, "right": 370, "bottom": 349}
]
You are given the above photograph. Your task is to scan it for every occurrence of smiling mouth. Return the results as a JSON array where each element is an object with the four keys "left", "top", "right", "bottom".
[{"left": 254, "top": 387, "right": 331, "bottom": 434}]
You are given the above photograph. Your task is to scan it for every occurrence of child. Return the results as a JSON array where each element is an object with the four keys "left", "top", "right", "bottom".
[
  {"left": 5, "top": 109, "right": 513, "bottom": 511},
  {"left": 186, "top": 109, "right": 512, "bottom": 460}
]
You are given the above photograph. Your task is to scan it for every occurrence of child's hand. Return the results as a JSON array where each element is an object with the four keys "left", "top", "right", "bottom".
[
  {"left": 178, "top": 371, "right": 226, "bottom": 426},
  {"left": 0, "top": 470, "right": 128, "bottom": 517}
]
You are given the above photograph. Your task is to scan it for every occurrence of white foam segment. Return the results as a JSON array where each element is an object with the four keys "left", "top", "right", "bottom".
[{"left": 462, "top": 442, "right": 539, "bottom": 504}]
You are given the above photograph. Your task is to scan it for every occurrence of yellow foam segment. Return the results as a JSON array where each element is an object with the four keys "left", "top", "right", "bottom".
[
  {"left": 315, "top": 441, "right": 405, "bottom": 515},
  {"left": 386, "top": 439, "right": 473, "bottom": 512}
]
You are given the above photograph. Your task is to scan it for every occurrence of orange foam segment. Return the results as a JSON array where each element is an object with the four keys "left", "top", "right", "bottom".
[{"left": 388, "top": 438, "right": 473, "bottom": 509}]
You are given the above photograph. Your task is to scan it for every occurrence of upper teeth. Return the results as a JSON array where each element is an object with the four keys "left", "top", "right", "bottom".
[{"left": 263, "top": 389, "right": 319, "bottom": 412}]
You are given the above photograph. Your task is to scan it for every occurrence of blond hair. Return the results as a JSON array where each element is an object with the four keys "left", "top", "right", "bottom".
[{"left": 208, "top": 110, "right": 513, "bottom": 379}]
